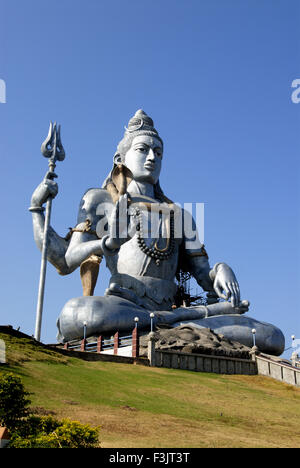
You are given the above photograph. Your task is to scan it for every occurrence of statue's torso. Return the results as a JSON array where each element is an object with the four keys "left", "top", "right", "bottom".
[{"left": 77, "top": 188, "right": 183, "bottom": 309}]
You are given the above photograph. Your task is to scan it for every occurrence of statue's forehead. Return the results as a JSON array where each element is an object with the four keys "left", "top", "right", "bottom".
[{"left": 132, "top": 134, "right": 162, "bottom": 148}]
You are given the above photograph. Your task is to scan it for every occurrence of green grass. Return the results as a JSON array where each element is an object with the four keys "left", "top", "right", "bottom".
[{"left": 1, "top": 331, "right": 300, "bottom": 448}]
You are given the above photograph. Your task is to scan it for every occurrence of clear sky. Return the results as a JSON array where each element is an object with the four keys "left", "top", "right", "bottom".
[{"left": 0, "top": 0, "right": 299, "bottom": 356}]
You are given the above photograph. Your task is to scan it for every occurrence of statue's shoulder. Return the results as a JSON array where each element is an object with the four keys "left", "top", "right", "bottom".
[
  {"left": 80, "top": 187, "right": 113, "bottom": 207},
  {"left": 77, "top": 188, "right": 113, "bottom": 224}
]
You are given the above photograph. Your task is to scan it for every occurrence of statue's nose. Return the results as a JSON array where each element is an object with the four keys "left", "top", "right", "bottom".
[{"left": 147, "top": 148, "right": 155, "bottom": 161}]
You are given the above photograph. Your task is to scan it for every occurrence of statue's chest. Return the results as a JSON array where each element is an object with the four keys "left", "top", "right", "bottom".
[
  {"left": 119, "top": 235, "right": 179, "bottom": 277},
  {"left": 133, "top": 207, "right": 177, "bottom": 265},
  {"left": 108, "top": 207, "right": 181, "bottom": 279}
]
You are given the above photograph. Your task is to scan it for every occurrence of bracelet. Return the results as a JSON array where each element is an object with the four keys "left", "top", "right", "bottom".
[
  {"left": 28, "top": 206, "right": 45, "bottom": 212},
  {"left": 100, "top": 235, "right": 120, "bottom": 257}
]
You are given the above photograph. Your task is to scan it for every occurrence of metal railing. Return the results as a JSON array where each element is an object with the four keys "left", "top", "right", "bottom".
[{"left": 63, "top": 329, "right": 139, "bottom": 358}]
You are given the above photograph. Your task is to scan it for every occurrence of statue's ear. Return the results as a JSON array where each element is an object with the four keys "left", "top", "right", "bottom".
[{"left": 113, "top": 153, "right": 123, "bottom": 165}]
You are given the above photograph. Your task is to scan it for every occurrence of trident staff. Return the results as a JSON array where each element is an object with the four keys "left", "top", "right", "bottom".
[{"left": 34, "top": 122, "right": 65, "bottom": 341}]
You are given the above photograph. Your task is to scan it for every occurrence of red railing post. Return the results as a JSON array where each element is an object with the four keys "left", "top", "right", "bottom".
[
  {"left": 97, "top": 335, "right": 103, "bottom": 353},
  {"left": 132, "top": 327, "right": 139, "bottom": 358},
  {"left": 114, "top": 331, "right": 119, "bottom": 355},
  {"left": 80, "top": 338, "right": 86, "bottom": 351}
]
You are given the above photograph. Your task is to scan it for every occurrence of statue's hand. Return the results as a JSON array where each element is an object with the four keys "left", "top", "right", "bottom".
[
  {"left": 31, "top": 171, "right": 58, "bottom": 208},
  {"left": 213, "top": 263, "right": 240, "bottom": 307},
  {"left": 105, "top": 193, "right": 135, "bottom": 250}
]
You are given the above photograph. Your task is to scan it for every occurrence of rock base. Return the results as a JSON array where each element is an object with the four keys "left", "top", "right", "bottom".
[{"left": 139, "top": 324, "right": 252, "bottom": 359}]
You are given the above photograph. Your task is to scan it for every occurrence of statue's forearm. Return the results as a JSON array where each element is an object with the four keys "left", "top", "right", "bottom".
[
  {"left": 65, "top": 232, "right": 121, "bottom": 271},
  {"left": 30, "top": 212, "right": 105, "bottom": 275},
  {"left": 30, "top": 210, "right": 71, "bottom": 275},
  {"left": 30, "top": 178, "right": 72, "bottom": 273},
  {"left": 30, "top": 193, "right": 118, "bottom": 276},
  {"left": 31, "top": 210, "right": 45, "bottom": 251},
  {"left": 65, "top": 238, "right": 103, "bottom": 271},
  {"left": 186, "top": 254, "right": 214, "bottom": 292}
]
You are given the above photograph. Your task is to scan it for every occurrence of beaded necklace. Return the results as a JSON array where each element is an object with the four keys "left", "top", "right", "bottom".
[{"left": 134, "top": 207, "right": 175, "bottom": 266}]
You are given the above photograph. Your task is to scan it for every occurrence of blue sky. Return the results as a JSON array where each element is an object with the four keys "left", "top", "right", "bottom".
[{"left": 0, "top": 0, "right": 299, "bottom": 355}]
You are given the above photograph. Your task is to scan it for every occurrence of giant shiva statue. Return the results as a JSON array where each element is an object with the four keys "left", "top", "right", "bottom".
[{"left": 30, "top": 110, "right": 284, "bottom": 354}]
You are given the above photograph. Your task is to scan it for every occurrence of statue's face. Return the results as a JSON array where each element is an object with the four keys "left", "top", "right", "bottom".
[{"left": 123, "top": 135, "right": 163, "bottom": 185}]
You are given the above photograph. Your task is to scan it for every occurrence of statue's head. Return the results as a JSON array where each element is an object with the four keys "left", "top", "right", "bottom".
[
  {"left": 114, "top": 109, "right": 163, "bottom": 185},
  {"left": 103, "top": 110, "right": 172, "bottom": 203}
]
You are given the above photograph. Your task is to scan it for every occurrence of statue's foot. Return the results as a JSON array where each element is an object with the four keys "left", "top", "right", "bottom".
[
  {"left": 105, "top": 282, "right": 143, "bottom": 306},
  {"left": 233, "top": 300, "right": 250, "bottom": 314},
  {"left": 205, "top": 299, "right": 250, "bottom": 317}
]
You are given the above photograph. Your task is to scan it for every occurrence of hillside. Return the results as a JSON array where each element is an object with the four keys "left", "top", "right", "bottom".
[{"left": 1, "top": 329, "right": 300, "bottom": 448}]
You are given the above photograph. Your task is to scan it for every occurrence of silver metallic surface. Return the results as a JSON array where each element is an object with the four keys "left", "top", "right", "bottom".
[{"left": 34, "top": 194, "right": 52, "bottom": 341}]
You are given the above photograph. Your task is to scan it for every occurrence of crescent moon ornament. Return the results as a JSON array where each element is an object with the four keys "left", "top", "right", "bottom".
[{"left": 124, "top": 118, "right": 144, "bottom": 133}]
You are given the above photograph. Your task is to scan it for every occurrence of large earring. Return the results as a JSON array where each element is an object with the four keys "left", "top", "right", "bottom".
[{"left": 113, "top": 152, "right": 123, "bottom": 165}]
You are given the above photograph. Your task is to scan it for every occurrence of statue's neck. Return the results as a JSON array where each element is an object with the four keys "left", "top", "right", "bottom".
[{"left": 127, "top": 180, "right": 155, "bottom": 199}]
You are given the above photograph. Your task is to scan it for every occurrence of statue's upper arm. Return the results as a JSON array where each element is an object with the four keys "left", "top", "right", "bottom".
[
  {"left": 64, "top": 189, "right": 113, "bottom": 268},
  {"left": 76, "top": 188, "right": 113, "bottom": 237}
]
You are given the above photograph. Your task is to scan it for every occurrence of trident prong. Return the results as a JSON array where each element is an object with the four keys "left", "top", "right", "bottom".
[{"left": 41, "top": 121, "right": 65, "bottom": 170}]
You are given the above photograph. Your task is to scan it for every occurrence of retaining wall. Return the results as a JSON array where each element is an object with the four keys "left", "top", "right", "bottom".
[
  {"left": 153, "top": 349, "right": 300, "bottom": 385},
  {"left": 154, "top": 349, "right": 257, "bottom": 375},
  {"left": 256, "top": 355, "right": 300, "bottom": 386}
]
